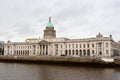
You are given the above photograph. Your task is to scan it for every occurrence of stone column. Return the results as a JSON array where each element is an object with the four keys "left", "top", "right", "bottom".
[
  {"left": 41, "top": 45, "right": 43, "bottom": 55},
  {"left": 46, "top": 45, "right": 48, "bottom": 55},
  {"left": 40, "top": 45, "right": 41, "bottom": 55},
  {"left": 44, "top": 45, "right": 46, "bottom": 55}
]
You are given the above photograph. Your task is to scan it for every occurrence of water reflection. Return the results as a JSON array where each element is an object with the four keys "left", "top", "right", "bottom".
[{"left": 0, "top": 62, "right": 119, "bottom": 80}]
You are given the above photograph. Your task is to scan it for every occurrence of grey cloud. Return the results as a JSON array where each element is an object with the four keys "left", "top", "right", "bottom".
[{"left": 0, "top": 0, "right": 120, "bottom": 41}]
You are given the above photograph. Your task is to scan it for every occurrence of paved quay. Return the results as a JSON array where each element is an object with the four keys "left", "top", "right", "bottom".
[{"left": 0, "top": 55, "right": 119, "bottom": 67}]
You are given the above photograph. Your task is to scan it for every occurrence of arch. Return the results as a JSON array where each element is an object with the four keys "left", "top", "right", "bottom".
[
  {"left": 72, "top": 50, "right": 74, "bottom": 55},
  {"left": 76, "top": 50, "right": 78, "bottom": 55},
  {"left": 69, "top": 50, "right": 71, "bottom": 55},
  {"left": 99, "top": 51, "right": 102, "bottom": 55},
  {"left": 17, "top": 51, "right": 18, "bottom": 55},
  {"left": 83, "top": 50, "right": 86, "bottom": 56},
  {"left": 46, "top": 52, "right": 48, "bottom": 55},
  {"left": 65, "top": 50, "right": 68, "bottom": 55},
  {"left": 23, "top": 51, "right": 25, "bottom": 55},
  {"left": 25, "top": 51, "right": 27, "bottom": 54},
  {"left": 28, "top": 51, "right": 29, "bottom": 55},
  {"left": 19, "top": 51, "right": 20, "bottom": 55},
  {"left": 21, "top": 51, "right": 22, "bottom": 55},
  {"left": 79, "top": 50, "right": 82, "bottom": 56},
  {"left": 87, "top": 49, "right": 90, "bottom": 56}
]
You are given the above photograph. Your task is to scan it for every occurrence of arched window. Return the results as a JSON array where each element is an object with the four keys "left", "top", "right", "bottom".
[
  {"left": 80, "top": 50, "right": 82, "bottom": 56},
  {"left": 76, "top": 50, "right": 78, "bottom": 55},
  {"left": 17, "top": 51, "right": 18, "bottom": 55},
  {"left": 21, "top": 51, "right": 23, "bottom": 55},
  {"left": 19, "top": 51, "right": 20, "bottom": 55},
  {"left": 65, "top": 50, "right": 68, "bottom": 55},
  {"left": 72, "top": 50, "right": 74, "bottom": 55},
  {"left": 46, "top": 52, "right": 48, "bottom": 55},
  {"left": 99, "top": 52, "right": 102, "bottom": 55},
  {"left": 69, "top": 50, "right": 71, "bottom": 55},
  {"left": 83, "top": 50, "right": 86, "bottom": 56},
  {"left": 87, "top": 50, "right": 90, "bottom": 56}
]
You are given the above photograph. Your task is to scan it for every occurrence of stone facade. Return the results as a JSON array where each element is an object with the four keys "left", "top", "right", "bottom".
[
  {"left": 4, "top": 18, "right": 120, "bottom": 57},
  {"left": 43, "top": 27, "right": 56, "bottom": 39},
  {"left": 0, "top": 41, "right": 5, "bottom": 55}
]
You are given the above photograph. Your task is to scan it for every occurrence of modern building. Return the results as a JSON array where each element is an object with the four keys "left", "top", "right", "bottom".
[{"left": 4, "top": 17, "right": 120, "bottom": 57}]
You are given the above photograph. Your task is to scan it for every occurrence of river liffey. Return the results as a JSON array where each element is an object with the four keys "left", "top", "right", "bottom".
[{"left": 0, "top": 62, "right": 120, "bottom": 80}]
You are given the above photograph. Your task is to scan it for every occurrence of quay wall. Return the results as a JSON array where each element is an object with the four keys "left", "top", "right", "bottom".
[{"left": 0, "top": 56, "right": 119, "bottom": 67}]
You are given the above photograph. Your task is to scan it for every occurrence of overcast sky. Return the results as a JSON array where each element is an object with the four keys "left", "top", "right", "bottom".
[{"left": 0, "top": 0, "right": 120, "bottom": 42}]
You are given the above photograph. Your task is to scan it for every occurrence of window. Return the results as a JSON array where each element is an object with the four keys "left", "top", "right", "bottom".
[
  {"left": 83, "top": 44, "right": 85, "bottom": 48},
  {"left": 76, "top": 44, "right": 78, "bottom": 48},
  {"left": 55, "top": 44, "right": 58, "bottom": 48},
  {"left": 61, "top": 44, "right": 62, "bottom": 48},
  {"left": 98, "top": 43, "right": 102, "bottom": 47},
  {"left": 61, "top": 50, "right": 62, "bottom": 54},
  {"left": 99, "top": 52, "right": 102, "bottom": 55},
  {"left": 92, "top": 44, "right": 94, "bottom": 48},
  {"left": 79, "top": 50, "right": 82, "bottom": 56},
  {"left": 76, "top": 50, "right": 78, "bottom": 55},
  {"left": 106, "top": 43, "right": 108, "bottom": 47},
  {"left": 66, "top": 44, "right": 67, "bottom": 48},
  {"left": 69, "top": 50, "right": 71, "bottom": 55},
  {"left": 65, "top": 50, "right": 68, "bottom": 55},
  {"left": 87, "top": 50, "right": 90, "bottom": 56},
  {"left": 79, "top": 44, "right": 81, "bottom": 48},
  {"left": 92, "top": 50, "right": 94, "bottom": 54},
  {"left": 83, "top": 50, "right": 86, "bottom": 56},
  {"left": 69, "top": 44, "right": 71, "bottom": 48},
  {"left": 106, "top": 50, "right": 109, "bottom": 54},
  {"left": 72, "top": 44, "right": 74, "bottom": 48},
  {"left": 72, "top": 50, "right": 74, "bottom": 55},
  {"left": 87, "top": 44, "right": 89, "bottom": 48}
]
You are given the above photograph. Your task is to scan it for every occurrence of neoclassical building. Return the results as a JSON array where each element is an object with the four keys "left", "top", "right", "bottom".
[{"left": 4, "top": 17, "right": 120, "bottom": 57}]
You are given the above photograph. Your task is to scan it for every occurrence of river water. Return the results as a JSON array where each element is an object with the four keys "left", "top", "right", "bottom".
[{"left": 0, "top": 62, "right": 120, "bottom": 80}]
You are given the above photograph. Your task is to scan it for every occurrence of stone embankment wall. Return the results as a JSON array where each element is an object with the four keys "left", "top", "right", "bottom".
[{"left": 0, "top": 56, "right": 119, "bottom": 67}]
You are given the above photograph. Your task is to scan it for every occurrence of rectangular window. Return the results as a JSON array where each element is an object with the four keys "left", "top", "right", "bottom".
[
  {"left": 69, "top": 44, "right": 71, "bottom": 48},
  {"left": 87, "top": 44, "right": 89, "bottom": 48},
  {"left": 106, "top": 50, "right": 109, "bottom": 54},
  {"left": 61, "top": 50, "right": 62, "bottom": 54},
  {"left": 92, "top": 44, "right": 94, "bottom": 48},
  {"left": 61, "top": 44, "right": 62, "bottom": 48},
  {"left": 72, "top": 44, "right": 74, "bottom": 48},
  {"left": 76, "top": 44, "right": 78, "bottom": 48},
  {"left": 98, "top": 43, "right": 102, "bottom": 47},
  {"left": 92, "top": 50, "right": 94, "bottom": 54},
  {"left": 79, "top": 44, "right": 81, "bottom": 48},
  {"left": 106, "top": 43, "right": 108, "bottom": 47},
  {"left": 55, "top": 44, "right": 58, "bottom": 48},
  {"left": 83, "top": 44, "right": 85, "bottom": 48},
  {"left": 66, "top": 44, "right": 67, "bottom": 48}
]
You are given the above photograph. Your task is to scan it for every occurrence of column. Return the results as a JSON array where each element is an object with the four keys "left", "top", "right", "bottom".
[
  {"left": 45, "top": 45, "right": 46, "bottom": 55},
  {"left": 41, "top": 45, "right": 42, "bottom": 55},
  {"left": 42, "top": 45, "right": 44, "bottom": 55},
  {"left": 46, "top": 45, "right": 48, "bottom": 55},
  {"left": 47, "top": 44, "right": 50, "bottom": 55},
  {"left": 35, "top": 45, "right": 37, "bottom": 55}
]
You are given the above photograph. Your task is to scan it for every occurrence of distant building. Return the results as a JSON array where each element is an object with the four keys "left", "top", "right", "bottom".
[
  {"left": 4, "top": 17, "right": 120, "bottom": 57},
  {"left": 0, "top": 41, "right": 5, "bottom": 55}
]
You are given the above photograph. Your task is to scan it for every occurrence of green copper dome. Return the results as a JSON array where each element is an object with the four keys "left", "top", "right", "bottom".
[
  {"left": 46, "top": 17, "right": 54, "bottom": 27},
  {"left": 47, "top": 22, "right": 54, "bottom": 27}
]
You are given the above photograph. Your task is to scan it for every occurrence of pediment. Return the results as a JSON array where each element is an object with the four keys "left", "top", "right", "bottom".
[{"left": 39, "top": 40, "right": 49, "bottom": 44}]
